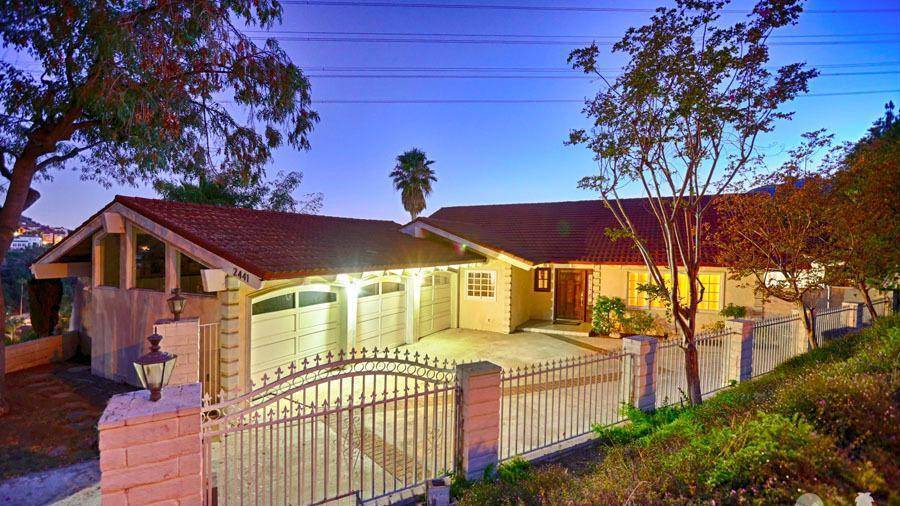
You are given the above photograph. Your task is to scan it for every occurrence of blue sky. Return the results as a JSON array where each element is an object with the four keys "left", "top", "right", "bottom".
[{"left": 19, "top": 0, "right": 900, "bottom": 228}]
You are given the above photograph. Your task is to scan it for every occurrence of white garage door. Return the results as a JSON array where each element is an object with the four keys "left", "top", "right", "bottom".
[
  {"left": 250, "top": 287, "right": 341, "bottom": 383},
  {"left": 356, "top": 278, "right": 407, "bottom": 350},
  {"left": 419, "top": 272, "right": 452, "bottom": 338}
]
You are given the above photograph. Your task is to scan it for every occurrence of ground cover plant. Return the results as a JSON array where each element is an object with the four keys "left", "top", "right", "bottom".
[{"left": 457, "top": 315, "right": 900, "bottom": 505}]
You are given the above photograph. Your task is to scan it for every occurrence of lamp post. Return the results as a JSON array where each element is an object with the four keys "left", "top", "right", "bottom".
[
  {"left": 167, "top": 288, "right": 186, "bottom": 321},
  {"left": 133, "top": 333, "right": 178, "bottom": 401}
]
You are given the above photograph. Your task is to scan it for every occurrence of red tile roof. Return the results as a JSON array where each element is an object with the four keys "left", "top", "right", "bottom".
[
  {"left": 114, "top": 196, "right": 483, "bottom": 280},
  {"left": 419, "top": 197, "right": 725, "bottom": 266}
]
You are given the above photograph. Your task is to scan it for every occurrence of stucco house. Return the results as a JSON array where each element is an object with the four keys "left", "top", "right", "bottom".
[{"left": 32, "top": 195, "right": 866, "bottom": 397}]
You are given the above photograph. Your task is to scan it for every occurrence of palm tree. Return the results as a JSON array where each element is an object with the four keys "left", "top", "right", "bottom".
[{"left": 390, "top": 149, "right": 437, "bottom": 220}]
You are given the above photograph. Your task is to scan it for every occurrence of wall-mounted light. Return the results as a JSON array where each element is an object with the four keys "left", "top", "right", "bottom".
[{"left": 167, "top": 288, "right": 186, "bottom": 321}]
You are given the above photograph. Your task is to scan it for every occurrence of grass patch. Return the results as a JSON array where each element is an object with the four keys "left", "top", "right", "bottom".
[{"left": 458, "top": 315, "right": 900, "bottom": 505}]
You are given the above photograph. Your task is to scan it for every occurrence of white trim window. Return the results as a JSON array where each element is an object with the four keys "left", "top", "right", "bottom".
[{"left": 466, "top": 270, "right": 496, "bottom": 300}]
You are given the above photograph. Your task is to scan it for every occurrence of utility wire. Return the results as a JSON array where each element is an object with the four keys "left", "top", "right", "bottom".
[
  {"left": 247, "top": 29, "right": 900, "bottom": 40},
  {"left": 296, "top": 61, "right": 900, "bottom": 72},
  {"left": 249, "top": 35, "right": 900, "bottom": 46},
  {"left": 310, "top": 90, "right": 899, "bottom": 103},
  {"left": 303, "top": 70, "right": 899, "bottom": 79},
  {"left": 281, "top": 0, "right": 900, "bottom": 15}
]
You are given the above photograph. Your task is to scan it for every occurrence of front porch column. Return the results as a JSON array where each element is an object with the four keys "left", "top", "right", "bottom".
[
  {"left": 155, "top": 317, "right": 200, "bottom": 386},
  {"left": 219, "top": 275, "right": 242, "bottom": 398}
]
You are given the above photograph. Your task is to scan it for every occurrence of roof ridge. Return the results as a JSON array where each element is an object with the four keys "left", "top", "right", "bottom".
[{"left": 114, "top": 195, "right": 402, "bottom": 226}]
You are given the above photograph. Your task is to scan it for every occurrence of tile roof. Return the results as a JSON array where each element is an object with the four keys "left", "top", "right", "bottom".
[
  {"left": 114, "top": 196, "right": 483, "bottom": 280},
  {"left": 419, "top": 197, "right": 725, "bottom": 266}
]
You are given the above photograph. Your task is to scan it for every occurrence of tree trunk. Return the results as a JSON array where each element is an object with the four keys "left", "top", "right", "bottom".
[
  {"left": 799, "top": 302, "right": 818, "bottom": 350},
  {"left": 683, "top": 338, "right": 702, "bottom": 405},
  {"left": 858, "top": 281, "right": 878, "bottom": 321},
  {"left": 0, "top": 151, "right": 41, "bottom": 417},
  {"left": 0, "top": 272, "right": 7, "bottom": 416}
]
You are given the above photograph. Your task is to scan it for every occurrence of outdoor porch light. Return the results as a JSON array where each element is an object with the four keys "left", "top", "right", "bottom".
[
  {"left": 133, "top": 332, "right": 177, "bottom": 401},
  {"left": 167, "top": 288, "right": 186, "bottom": 321}
]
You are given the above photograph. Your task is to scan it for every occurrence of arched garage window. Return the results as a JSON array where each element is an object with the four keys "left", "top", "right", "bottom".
[{"left": 298, "top": 291, "right": 337, "bottom": 307}]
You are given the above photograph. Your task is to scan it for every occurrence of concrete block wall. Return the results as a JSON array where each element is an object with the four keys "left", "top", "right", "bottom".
[
  {"left": 456, "top": 361, "right": 502, "bottom": 481},
  {"left": 724, "top": 319, "right": 754, "bottom": 383},
  {"left": 622, "top": 335, "right": 657, "bottom": 411},
  {"left": 155, "top": 318, "right": 200, "bottom": 386},
  {"left": 98, "top": 383, "right": 202, "bottom": 506},
  {"left": 4, "top": 333, "right": 79, "bottom": 373}
]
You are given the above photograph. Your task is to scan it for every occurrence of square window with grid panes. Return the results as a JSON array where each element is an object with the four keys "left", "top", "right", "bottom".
[{"left": 466, "top": 270, "right": 496, "bottom": 300}]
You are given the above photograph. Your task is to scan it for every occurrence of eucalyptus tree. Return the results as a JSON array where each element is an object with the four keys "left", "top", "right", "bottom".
[
  {"left": 0, "top": 0, "right": 318, "bottom": 415},
  {"left": 390, "top": 148, "right": 437, "bottom": 220},
  {"left": 569, "top": 0, "right": 816, "bottom": 404}
]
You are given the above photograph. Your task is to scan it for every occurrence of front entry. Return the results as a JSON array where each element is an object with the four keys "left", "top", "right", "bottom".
[{"left": 555, "top": 269, "right": 588, "bottom": 322}]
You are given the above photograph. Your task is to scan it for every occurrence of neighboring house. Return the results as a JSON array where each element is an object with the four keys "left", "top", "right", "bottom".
[
  {"left": 32, "top": 195, "right": 873, "bottom": 395},
  {"left": 40, "top": 227, "right": 69, "bottom": 245},
  {"left": 11, "top": 235, "right": 44, "bottom": 250}
]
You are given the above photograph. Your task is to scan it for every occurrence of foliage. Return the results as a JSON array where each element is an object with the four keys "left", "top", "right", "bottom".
[
  {"left": 714, "top": 132, "right": 838, "bottom": 349},
  {"left": 389, "top": 148, "right": 437, "bottom": 220},
  {"left": 0, "top": 244, "right": 45, "bottom": 317},
  {"left": 459, "top": 316, "right": 900, "bottom": 505},
  {"left": 591, "top": 295, "right": 626, "bottom": 334},
  {"left": 591, "top": 295, "right": 656, "bottom": 335},
  {"left": 154, "top": 172, "right": 323, "bottom": 213},
  {"left": 497, "top": 457, "right": 532, "bottom": 484},
  {"left": 568, "top": 0, "right": 815, "bottom": 403},
  {"left": 824, "top": 107, "right": 900, "bottom": 319},
  {"left": 720, "top": 303, "right": 747, "bottom": 319},
  {"left": 0, "top": 0, "right": 319, "bottom": 413},
  {"left": 593, "top": 403, "right": 690, "bottom": 445},
  {"left": 27, "top": 278, "right": 62, "bottom": 337}
]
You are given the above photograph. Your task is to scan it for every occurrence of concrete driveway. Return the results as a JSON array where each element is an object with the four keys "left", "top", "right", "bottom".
[{"left": 399, "top": 328, "right": 596, "bottom": 369}]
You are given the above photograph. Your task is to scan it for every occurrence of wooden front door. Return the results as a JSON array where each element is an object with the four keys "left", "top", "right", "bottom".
[{"left": 555, "top": 269, "right": 588, "bottom": 322}]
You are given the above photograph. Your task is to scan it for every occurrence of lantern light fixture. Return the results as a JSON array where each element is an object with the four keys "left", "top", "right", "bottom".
[
  {"left": 133, "top": 333, "right": 177, "bottom": 401},
  {"left": 167, "top": 288, "right": 186, "bottom": 321}
]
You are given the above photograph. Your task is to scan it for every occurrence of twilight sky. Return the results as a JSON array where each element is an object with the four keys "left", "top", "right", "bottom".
[{"left": 12, "top": 0, "right": 900, "bottom": 228}]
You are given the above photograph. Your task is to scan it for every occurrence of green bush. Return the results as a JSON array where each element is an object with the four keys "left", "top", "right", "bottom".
[
  {"left": 720, "top": 303, "right": 748, "bottom": 319},
  {"left": 591, "top": 295, "right": 626, "bottom": 335}
]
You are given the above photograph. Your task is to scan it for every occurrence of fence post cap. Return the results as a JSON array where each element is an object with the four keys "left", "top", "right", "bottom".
[{"left": 455, "top": 361, "right": 502, "bottom": 377}]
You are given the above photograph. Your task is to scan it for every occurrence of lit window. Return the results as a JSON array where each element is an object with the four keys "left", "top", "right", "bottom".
[
  {"left": 100, "top": 234, "right": 120, "bottom": 288},
  {"left": 134, "top": 232, "right": 165, "bottom": 291},
  {"left": 697, "top": 274, "right": 722, "bottom": 311},
  {"left": 179, "top": 253, "right": 211, "bottom": 295},
  {"left": 627, "top": 272, "right": 649, "bottom": 307},
  {"left": 534, "top": 267, "right": 550, "bottom": 292},
  {"left": 466, "top": 271, "right": 496, "bottom": 300}
]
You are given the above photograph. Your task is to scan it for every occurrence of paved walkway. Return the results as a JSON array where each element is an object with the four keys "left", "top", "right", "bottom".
[
  {"left": 0, "top": 460, "right": 99, "bottom": 506},
  {"left": 400, "top": 328, "right": 595, "bottom": 369}
]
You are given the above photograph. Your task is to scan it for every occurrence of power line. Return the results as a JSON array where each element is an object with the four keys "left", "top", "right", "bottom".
[
  {"left": 248, "top": 29, "right": 900, "bottom": 40},
  {"left": 312, "top": 89, "right": 900, "bottom": 104},
  {"left": 297, "top": 61, "right": 899, "bottom": 73},
  {"left": 282, "top": 0, "right": 900, "bottom": 15},
  {"left": 251, "top": 34, "right": 900, "bottom": 46},
  {"left": 304, "top": 70, "right": 899, "bottom": 79}
]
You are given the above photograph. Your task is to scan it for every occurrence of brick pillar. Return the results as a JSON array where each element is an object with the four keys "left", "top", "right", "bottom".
[
  {"left": 622, "top": 335, "right": 657, "bottom": 411},
  {"left": 456, "top": 361, "right": 501, "bottom": 481},
  {"left": 724, "top": 319, "right": 754, "bottom": 383},
  {"left": 842, "top": 302, "right": 864, "bottom": 330},
  {"left": 99, "top": 383, "right": 202, "bottom": 506},
  {"left": 791, "top": 309, "right": 810, "bottom": 355},
  {"left": 155, "top": 318, "right": 200, "bottom": 386},
  {"left": 219, "top": 275, "right": 242, "bottom": 398}
]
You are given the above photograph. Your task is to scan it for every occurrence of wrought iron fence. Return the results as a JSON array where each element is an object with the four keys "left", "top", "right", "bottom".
[
  {"left": 498, "top": 352, "right": 631, "bottom": 462},
  {"left": 750, "top": 314, "right": 801, "bottom": 377},
  {"left": 199, "top": 322, "right": 220, "bottom": 403},
  {"left": 655, "top": 328, "right": 733, "bottom": 408},
  {"left": 201, "top": 349, "right": 458, "bottom": 505},
  {"left": 813, "top": 306, "right": 854, "bottom": 347}
]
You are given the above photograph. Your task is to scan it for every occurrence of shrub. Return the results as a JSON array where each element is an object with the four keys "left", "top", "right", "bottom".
[
  {"left": 591, "top": 296, "right": 626, "bottom": 335},
  {"left": 720, "top": 303, "right": 747, "bottom": 319}
]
